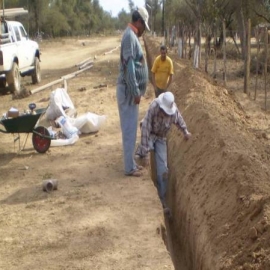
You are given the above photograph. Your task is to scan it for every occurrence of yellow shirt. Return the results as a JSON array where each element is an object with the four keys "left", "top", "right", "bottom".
[{"left": 151, "top": 55, "right": 174, "bottom": 89}]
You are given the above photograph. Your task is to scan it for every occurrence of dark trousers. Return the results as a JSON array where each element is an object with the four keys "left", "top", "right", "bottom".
[{"left": 155, "top": 87, "right": 166, "bottom": 97}]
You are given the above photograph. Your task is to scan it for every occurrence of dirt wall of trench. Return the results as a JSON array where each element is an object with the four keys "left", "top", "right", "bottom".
[{"left": 144, "top": 36, "right": 270, "bottom": 270}]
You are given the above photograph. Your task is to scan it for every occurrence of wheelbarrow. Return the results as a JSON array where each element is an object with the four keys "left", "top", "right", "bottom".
[{"left": 0, "top": 105, "right": 52, "bottom": 153}]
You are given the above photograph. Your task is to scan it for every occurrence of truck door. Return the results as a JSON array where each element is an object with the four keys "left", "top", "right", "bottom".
[
  {"left": 18, "top": 25, "right": 33, "bottom": 67},
  {"left": 13, "top": 26, "right": 28, "bottom": 68}
]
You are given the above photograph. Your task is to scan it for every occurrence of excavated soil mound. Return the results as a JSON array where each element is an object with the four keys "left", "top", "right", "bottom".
[{"left": 145, "top": 36, "right": 270, "bottom": 270}]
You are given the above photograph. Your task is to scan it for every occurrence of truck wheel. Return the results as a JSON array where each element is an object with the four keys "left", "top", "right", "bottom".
[
  {"left": 0, "top": 77, "right": 6, "bottom": 88},
  {"left": 6, "top": 62, "right": 21, "bottom": 94},
  {"left": 31, "top": 57, "right": 41, "bottom": 84},
  {"left": 0, "top": 77, "right": 8, "bottom": 94}
]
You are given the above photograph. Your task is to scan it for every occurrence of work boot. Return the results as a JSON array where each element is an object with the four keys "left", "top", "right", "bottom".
[
  {"left": 163, "top": 207, "right": 172, "bottom": 219},
  {"left": 161, "top": 200, "right": 172, "bottom": 219}
]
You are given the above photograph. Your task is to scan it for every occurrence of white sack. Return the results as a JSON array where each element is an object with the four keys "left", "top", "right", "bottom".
[
  {"left": 50, "top": 134, "right": 79, "bottom": 147},
  {"left": 45, "top": 88, "right": 75, "bottom": 120},
  {"left": 71, "top": 112, "right": 107, "bottom": 133}
]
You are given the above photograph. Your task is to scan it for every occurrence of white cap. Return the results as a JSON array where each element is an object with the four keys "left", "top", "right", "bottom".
[
  {"left": 137, "top": 6, "right": 150, "bottom": 31},
  {"left": 157, "top": 92, "right": 177, "bottom": 115}
]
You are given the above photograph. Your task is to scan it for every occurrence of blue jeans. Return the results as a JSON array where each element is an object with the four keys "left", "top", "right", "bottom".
[
  {"left": 117, "top": 83, "right": 139, "bottom": 175},
  {"left": 150, "top": 138, "right": 168, "bottom": 204}
]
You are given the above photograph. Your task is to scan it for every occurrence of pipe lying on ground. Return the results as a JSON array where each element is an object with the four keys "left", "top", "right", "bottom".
[{"left": 30, "top": 65, "right": 93, "bottom": 94}]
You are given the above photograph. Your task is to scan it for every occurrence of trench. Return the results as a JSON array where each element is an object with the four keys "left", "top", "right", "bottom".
[
  {"left": 143, "top": 34, "right": 270, "bottom": 270},
  {"left": 143, "top": 36, "right": 189, "bottom": 270},
  {"left": 161, "top": 213, "right": 189, "bottom": 270},
  {"left": 149, "top": 162, "right": 190, "bottom": 270}
]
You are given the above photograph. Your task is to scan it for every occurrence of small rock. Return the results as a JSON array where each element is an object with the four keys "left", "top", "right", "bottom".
[
  {"left": 223, "top": 89, "right": 228, "bottom": 95},
  {"left": 243, "top": 263, "right": 252, "bottom": 270},
  {"left": 78, "top": 87, "right": 86, "bottom": 92},
  {"left": 262, "top": 132, "right": 269, "bottom": 139},
  {"left": 249, "top": 227, "right": 258, "bottom": 240},
  {"left": 264, "top": 223, "right": 270, "bottom": 232}
]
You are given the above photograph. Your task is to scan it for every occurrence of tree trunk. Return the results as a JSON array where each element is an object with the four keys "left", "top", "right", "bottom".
[
  {"left": 162, "top": 0, "right": 165, "bottom": 36},
  {"left": 204, "top": 28, "right": 211, "bottom": 73},
  {"left": 230, "top": 29, "right": 241, "bottom": 55},
  {"left": 254, "top": 26, "right": 260, "bottom": 100},
  {"left": 198, "top": 21, "right": 202, "bottom": 67},
  {"left": 222, "top": 19, "right": 227, "bottom": 86},
  {"left": 213, "top": 29, "right": 217, "bottom": 79},
  {"left": 193, "top": 44, "right": 199, "bottom": 68},
  {"left": 240, "top": 8, "right": 246, "bottom": 60},
  {"left": 244, "top": 19, "right": 251, "bottom": 95},
  {"left": 264, "top": 27, "right": 268, "bottom": 110}
]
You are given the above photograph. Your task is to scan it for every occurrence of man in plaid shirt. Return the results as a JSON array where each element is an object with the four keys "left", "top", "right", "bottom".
[{"left": 136, "top": 92, "right": 191, "bottom": 214}]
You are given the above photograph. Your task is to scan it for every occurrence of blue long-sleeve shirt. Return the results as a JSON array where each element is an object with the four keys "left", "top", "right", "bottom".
[{"left": 117, "top": 24, "right": 148, "bottom": 97}]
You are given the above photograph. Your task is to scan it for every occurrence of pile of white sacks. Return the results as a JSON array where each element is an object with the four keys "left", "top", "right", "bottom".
[{"left": 44, "top": 88, "right": 106, "bottom": 147}]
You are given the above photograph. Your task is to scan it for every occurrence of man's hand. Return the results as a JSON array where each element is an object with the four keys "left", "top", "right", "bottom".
[
  {"left": 184, "top": 131, "right": 191, "bottom": 140},
  {"left": 134, "top": 95, "right": 141, "bottom": 104},
  {"left": 135, "top": 154, "right": 149, "bottom": 167},
  {"left": 141, "top": 156, "right": 150, "bottom": 167},
  {"left": 139, "top": 119, "right": 144, "bottom": 129}
]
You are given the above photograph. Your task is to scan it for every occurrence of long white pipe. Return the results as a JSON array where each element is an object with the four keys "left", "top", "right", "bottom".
[{"left": 30, "top": 65, "right": 93, "bottom": 95}]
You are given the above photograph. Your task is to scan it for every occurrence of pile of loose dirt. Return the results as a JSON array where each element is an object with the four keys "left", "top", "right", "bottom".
[{"left": 145, "top": 36, "right": 270, "bottom": 269}]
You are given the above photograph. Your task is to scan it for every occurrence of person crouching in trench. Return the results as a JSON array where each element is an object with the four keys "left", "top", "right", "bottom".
[{"left": 135, "top": 92, "right": 191, "bottom": 216}]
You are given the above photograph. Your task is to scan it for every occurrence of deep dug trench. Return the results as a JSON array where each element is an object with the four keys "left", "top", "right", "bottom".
[{"left": 144, "top": 36, "right": 270, "bottom": 270}]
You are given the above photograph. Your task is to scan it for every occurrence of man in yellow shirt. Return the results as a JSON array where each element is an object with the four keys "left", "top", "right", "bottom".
[{"left": 151, "top": 45, "right": 174, "bottom": 97}]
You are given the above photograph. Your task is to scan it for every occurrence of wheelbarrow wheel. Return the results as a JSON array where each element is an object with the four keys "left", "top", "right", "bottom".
[{"left": 32, "top": 126, "right": 51, "bottom": 153}]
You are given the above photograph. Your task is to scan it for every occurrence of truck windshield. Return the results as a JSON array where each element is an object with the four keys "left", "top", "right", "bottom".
[
  {"left": 14, "top": 27, "right": 21, "bottom": 41},
  {"left": 19, "top": 26, "right": 27, "bottom": 40}
]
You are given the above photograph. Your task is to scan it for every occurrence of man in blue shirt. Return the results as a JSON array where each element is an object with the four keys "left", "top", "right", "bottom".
[{"left": 117, "top": 7, "right": 150, "bottom": 177}]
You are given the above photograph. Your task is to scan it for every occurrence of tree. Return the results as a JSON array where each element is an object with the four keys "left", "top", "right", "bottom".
[
  {"left": 43, "top": 7, "right": 70, "bottom": 37},
  {"left": 128, "top": 0, "right": 135, "bottom": 12},
  {"left": 117, "top": 9, "right": 130, "bottom": 30}
]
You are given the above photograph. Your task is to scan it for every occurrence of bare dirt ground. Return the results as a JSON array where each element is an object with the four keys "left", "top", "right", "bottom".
[
  {"left": 0, "top": 36, "right": 173, "bottom": 270},
  {"left": 2, "top": 34, "right": 270, "bottom": 270}
]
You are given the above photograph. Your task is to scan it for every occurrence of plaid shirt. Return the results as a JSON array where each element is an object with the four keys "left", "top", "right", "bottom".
[{"left": 136, "top": 99, "right": 188, "bottom": 157}]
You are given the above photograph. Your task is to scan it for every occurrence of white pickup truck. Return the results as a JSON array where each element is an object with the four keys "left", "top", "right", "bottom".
[{"left": 0, "top": 20, "right": 41, "bottom": 94}]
